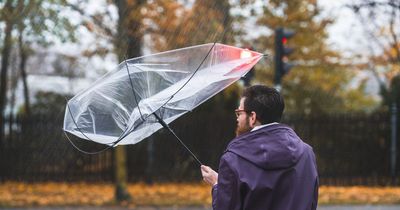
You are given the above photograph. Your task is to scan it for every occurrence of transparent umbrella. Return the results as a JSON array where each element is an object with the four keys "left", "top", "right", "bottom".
[{"left": 63, "top": 43, "right": 263, "bottom": 164}]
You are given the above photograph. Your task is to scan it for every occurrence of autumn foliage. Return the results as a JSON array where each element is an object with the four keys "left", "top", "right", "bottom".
[
  {"left": 1, "top": 182, "right": 400, "bottom": 207},
  {"left": 0, "top": 182, "right": 211, "bottom": 207}
]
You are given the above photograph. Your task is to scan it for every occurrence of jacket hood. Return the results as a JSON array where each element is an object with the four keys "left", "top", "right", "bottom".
[{"left": 226, "top": 123, "right": 305, "bottom": 170}]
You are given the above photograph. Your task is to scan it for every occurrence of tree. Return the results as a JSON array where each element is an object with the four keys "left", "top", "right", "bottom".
[
  {"left": 0, "top": 0, "right": 31, "bottom": 147},
  {"left": 255, "top": 0, "right": 376, "bottom": 114},
  {"left": 67, "top": 0, "right": 148, "bottom": 201},
  {"left": 146, "top": 0, "right": 241, "bottom": 109},
  {"left": 0, "top": 0, "right": 78, "bottom": 148},
  {"left": 347, "top": 0, "right": 400, "bottom": 109},
  {"left": 145, "top": 0, "right": 235, "bottom": 52},
  {"left": 30, "top": 91, "right": 72, "bottom": 116},
  {"left": 114, "top": 0, "right": 146, "bottom": 202},
  {"left": 66, "top": 0, "right": 242, "bottom": 200},
  {"left": 17, "top": 26, "right": 30, "bottom": 116},
  {"left": 18, "top": 2, "right": 76, "bottom": 115}
]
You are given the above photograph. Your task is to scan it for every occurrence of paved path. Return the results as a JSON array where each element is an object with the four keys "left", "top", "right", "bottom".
[
  {"left": 2, "top": 206, "right": 400, "bottom": 210},
  {"left": 318, "top": 206, "right": 400, "bottom": 210}
]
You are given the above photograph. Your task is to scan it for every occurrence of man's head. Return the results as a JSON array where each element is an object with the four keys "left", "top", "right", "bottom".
[{"left": 235, "top": 85, "right": 284, "bottom": 136}]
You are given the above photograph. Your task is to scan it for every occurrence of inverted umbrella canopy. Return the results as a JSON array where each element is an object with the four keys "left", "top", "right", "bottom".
[{"left": 63, "top": 43, "right": 263, "bottom": 147}]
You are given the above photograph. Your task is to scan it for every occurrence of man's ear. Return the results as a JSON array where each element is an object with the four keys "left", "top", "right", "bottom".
[{"left": 249, "top": 111, "right": 258, "bottom": 127}]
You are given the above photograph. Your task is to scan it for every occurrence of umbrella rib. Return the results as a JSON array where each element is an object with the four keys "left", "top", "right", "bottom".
[
  {"left": 64, "top": 100, "right": 114, "bottom": 154},
  {"left": 157, "top": 18, "right": 231, "bottom": 112},
  {"left": 114, "top": 24, "right": 228, "bottom": 147},
  {"left": 63, "top": 130, "right": 112, "bottom": 155},
  {"left": 102, "top": 58, "right": 148, "bottom": 146},
  {"left": 111, "top": 119, "right": 147, "bottom": 145},
  {"left": 145, "top": 43, "right": 217, "bottom": 123},
  {"left": 124, "top": 58, "right": 145, "bottom": 121},
  {"left": 108, "top": 59, "right": 155, "bottom": 146},
  {"left": 168, "top": 43, "right": 216, "bottom": 102},
  {"left": 119, "top": 23, "right": 230, "bottom": 160},
  {"left": 65, "top": 17, "right": 237, "bottom": 153}
]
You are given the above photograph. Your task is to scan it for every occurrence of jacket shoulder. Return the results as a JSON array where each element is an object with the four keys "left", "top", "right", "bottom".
[{"left": 220, "top": 151, "right": 239, "bottom": 165}]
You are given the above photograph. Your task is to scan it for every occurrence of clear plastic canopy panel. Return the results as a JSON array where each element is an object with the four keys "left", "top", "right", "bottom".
[{"left": 63, "top": 43, "right": 263, "bottom": 146}]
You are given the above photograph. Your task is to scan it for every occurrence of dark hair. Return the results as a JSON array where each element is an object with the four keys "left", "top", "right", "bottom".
[{"left": 242, "top": 85, "right": 285, "bottom": 124}]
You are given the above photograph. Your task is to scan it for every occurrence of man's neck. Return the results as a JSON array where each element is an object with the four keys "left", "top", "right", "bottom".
[{"left": 251, "top": 122, "right": 279, "bottom": 132}]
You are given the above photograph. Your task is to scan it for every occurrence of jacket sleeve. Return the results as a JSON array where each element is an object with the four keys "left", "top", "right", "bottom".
[
  {"left": 311, "top": 150, "right": 319, "bottom": 210},
  {"left": 311, "top": 176, "right": 319, "bottom": 210},
  {"left": 212, "top": 154, "right": 241, "bottom": 210}
]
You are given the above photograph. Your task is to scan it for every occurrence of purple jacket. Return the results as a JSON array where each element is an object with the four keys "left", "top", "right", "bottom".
[{"left": 212, "top": 123, "right": 318, "bottom": 210}]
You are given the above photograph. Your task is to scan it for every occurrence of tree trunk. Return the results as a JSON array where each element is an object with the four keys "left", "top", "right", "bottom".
[
  {"left": 113, "top": 0, "right": 145, "bottom": 202},
  {"left": 215, "top": 0, "right": 232, "bottom": 44},
  {"left": 0, "top": 5, "right": 14, "bottom": 148},
  {"left": 18, "top": 29, "right": 31, "bottom": 116},
  {"left": 114, "top": 145, "right": 131, "bottom": 201},
  {"left": 8, "top": 44, "right": 19, "bottom": 143}
]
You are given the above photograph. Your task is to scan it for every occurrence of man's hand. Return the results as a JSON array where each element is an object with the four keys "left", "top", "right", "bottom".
[{"left": 201, "top": 165, "right": 218, "bottom": 186}]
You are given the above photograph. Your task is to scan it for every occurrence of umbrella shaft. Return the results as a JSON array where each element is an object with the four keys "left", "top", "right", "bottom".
[{"left": 153, "top": 113, "right": 203, "bottom": 166}]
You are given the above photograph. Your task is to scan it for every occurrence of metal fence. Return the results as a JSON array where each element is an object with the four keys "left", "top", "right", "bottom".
[{"left": 0, "top": 109, "right": 398, "bottom": 185}]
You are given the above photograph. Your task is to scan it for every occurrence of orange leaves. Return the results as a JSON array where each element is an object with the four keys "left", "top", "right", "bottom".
[
  {"left": 1, "top": 182, "right": 400, "bottom": 207},
  {"left": 126, "top": 183, "right": 211, "bottom": 206},
  {"left": 0, "top": 182, "right": 210, "bottom": 207},
  {"left": 0, "top": 182, "right": 114, "bottom": 207},
  {"left": 319, "top": 186, "right": 400, "bottom": 205}
]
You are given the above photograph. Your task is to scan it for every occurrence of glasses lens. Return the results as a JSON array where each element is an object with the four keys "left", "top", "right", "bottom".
[{"left": 235, "top": 109, "right": 245, "bottom": 117}]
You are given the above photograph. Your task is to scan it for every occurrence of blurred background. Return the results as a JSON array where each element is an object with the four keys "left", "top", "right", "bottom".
[{"left": 0, "top": 0, "right": 400, "bottom": 206}]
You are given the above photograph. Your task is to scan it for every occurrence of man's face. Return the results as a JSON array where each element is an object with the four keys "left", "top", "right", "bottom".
[{"left": 235, "top": 98, "right": 252, "bottom": 137}]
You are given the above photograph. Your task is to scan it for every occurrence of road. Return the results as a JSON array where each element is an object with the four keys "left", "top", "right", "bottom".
[{"left": 2, "top": 205, "right": 400, "bottom": 210}]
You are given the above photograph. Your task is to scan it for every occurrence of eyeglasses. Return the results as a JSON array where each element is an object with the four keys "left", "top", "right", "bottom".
[{"left": 234, "top": 109, "right": 248, "bottom": 117}]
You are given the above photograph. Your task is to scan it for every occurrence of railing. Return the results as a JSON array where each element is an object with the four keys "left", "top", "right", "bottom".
[{"left": 0, "top": 110, "right": 397, "bottom": 185}]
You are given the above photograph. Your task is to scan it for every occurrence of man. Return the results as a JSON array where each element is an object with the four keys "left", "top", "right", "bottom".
[{"left": 201, "top": 85, "right": 318, "bottom": 210}]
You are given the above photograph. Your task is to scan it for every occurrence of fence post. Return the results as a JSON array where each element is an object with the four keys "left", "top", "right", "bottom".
[
  {"left": 391, "top": 103, "right": 397, "bottom": 185},
  {"left": 145, "top": 137, "right": 154, "bottom": 184}
]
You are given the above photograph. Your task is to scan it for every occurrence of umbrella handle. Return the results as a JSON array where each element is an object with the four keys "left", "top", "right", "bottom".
[{"left": 153, "top": 113, "right": 203, "bottom": 166}]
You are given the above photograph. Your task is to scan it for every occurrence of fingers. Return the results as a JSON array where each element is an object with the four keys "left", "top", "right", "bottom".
[
  {"left": 201, "top": 165, "right": 212, "bottom": 175},
  {"left": 200, "top": 165, "right": 218, "bottom": 186},
  {"left": 201, "top": 165, "right": 209, "bottom": 172}
]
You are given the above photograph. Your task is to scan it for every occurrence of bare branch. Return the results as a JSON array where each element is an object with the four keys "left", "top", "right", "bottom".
[
  {"left": 11, "top": 0, "right": 36, "bottom": 23},
  {"left": 347, "top": 0, "right": 400, "bottom": 63},
  {"left": 349, "top": 1, "right": 400, "bottom": 10},
  {"left": 65, "top": 2, "right": 115, "bottom": 38},
  {"left": 389, "top": 0, "right": 400, "bottom": 62}
]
